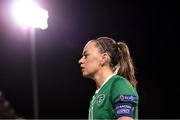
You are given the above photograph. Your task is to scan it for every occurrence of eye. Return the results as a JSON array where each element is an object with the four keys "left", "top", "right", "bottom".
[
  {"left": 84, "top": 54, "right": 87, "bottom": 58},
  {"left": 84, "top": 54, "right": 89, "bottom": 58}
]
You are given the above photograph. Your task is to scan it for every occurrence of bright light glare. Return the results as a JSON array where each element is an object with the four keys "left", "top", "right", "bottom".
[{"left": 11, "top": 0, "right": 48, "bottom": 29}]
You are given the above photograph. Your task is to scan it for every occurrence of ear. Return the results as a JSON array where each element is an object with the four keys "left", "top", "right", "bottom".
[{"left": 100, "top": 53, "right": 109, "bottom": 66}]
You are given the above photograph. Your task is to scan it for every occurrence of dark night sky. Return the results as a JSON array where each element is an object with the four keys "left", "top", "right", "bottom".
[{"left": 0, "top": 0, "right": 179, "bottom": 119}]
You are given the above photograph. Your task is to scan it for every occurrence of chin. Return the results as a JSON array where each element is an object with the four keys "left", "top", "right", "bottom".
[
  {"left": 82, "top": 73, "right": 89, "bottom": 78},
  {"left": 82, "top": 72, "right": 93, "bottom": 79}
]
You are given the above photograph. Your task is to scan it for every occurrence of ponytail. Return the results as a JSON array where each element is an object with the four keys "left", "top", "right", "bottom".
[
  {"left": 114, "top": 42, "right": 137, "bottom": 88},
  {"left": 93, "top": 37, "right": 137, "bottom": 88}
]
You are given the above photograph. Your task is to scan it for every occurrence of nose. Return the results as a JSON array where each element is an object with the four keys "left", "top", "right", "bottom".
[{"left": 78, "top": 56, "right": 83, "bottom": 64}]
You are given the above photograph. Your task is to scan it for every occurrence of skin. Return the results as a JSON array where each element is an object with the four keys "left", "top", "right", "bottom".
[
  {"left": 79, "top": 41, "right": 133, "bottom": 120},
  {"left": 78, "top": 41, "right": 112, "bottom": 88}
]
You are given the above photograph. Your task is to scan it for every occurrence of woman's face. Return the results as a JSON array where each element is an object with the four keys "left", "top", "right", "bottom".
[{"left": 79, "top": 41, "right": 102, "bottom": 78}]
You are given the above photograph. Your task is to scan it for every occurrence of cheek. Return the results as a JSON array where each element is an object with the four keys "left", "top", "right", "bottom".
[{"left": 86, "top": 57, "right": 101, "bottom": 71}]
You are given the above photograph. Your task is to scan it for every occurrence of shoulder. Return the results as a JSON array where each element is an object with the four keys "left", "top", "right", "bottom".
[
  {"left": 111, "top": 75, "right": 134, "bottom": 90},
  {"left": 110, "top": 75, "right": 138, "bottom": 102}
]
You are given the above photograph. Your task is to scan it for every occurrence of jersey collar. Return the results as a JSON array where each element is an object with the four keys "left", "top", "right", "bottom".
[{"left": 95, "top": 74, "right": 115, "bottom": 94}]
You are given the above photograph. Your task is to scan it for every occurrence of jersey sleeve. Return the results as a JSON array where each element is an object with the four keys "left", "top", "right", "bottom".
[{"left": 110, "top": 76, "right": 138, "bottom": 119}]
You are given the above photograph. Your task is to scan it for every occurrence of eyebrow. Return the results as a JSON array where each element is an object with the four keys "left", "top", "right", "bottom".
[{"left": 82, "top": 51, "right": 87, "bottom": 55}]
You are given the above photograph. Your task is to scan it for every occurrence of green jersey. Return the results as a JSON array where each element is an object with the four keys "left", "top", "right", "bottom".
[{"left": 89, "top": 75, "right": 138, "bottom": 120}]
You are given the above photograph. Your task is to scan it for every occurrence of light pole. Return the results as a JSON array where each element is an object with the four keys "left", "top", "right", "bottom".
[
  {"left": 11, "top": 0, "right": 48, "bottom": 118},
  {"left": 30, "top": 28, "right": 39, "bottom": 118}
]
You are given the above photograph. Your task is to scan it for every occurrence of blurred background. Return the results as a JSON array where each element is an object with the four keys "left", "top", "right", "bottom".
[{"left": 0, "top": 0, "right": 178, "bottom": 119}]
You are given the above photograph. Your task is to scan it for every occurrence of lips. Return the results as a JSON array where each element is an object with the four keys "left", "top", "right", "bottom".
[{"left": 80, "top": 66, "right": 85, "bottom": 72}]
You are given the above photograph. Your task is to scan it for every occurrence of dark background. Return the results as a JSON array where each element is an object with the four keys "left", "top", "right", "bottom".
[{"left": 0, "top": 0, "right": 179, "bottom": 119}]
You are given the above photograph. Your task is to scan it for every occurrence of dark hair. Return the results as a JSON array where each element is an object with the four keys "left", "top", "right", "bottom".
[{"left": 92, "top": 37, "right": 137, "bottom": 88}]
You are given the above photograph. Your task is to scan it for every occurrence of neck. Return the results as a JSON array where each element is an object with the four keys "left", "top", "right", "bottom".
[{"left": 92, "top": 68, "right": 113, "bottom": 88}]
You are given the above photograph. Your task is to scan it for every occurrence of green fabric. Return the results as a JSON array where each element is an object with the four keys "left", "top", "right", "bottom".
[{"left": 89, "top": 75, "right": 138, "bottom": 120}]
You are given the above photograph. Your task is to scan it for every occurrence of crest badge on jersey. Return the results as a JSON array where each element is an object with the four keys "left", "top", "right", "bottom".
[{"left": 96, "top": 94, "right": 105, "bottom": 106}]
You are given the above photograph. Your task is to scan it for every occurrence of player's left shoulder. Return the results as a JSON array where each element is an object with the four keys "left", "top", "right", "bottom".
[{"left": 112, "top": 75, "right": 131, "bottom": 86}]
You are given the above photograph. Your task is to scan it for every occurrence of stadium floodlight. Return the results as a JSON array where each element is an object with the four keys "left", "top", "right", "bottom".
[
  {"left": 11, "top": 0, "right": 48, "bottom": 29},
  {"left": 11, "top": 0, "right": 49, "bottom": 118}
]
